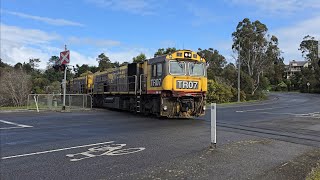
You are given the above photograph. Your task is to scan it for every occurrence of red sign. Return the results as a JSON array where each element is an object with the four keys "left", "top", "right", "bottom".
[{"left": 60, "top": 50, "right": 70, "bottom": 65}]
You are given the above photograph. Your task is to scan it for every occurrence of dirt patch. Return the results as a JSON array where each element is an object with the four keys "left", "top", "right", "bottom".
[{"left": 258, "top": 149, "right": 320, "bottom": 180}]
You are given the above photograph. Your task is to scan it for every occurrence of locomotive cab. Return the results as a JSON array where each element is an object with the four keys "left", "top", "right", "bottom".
[{"left": 146, "top": 50, "right": 207, "bottom": 118}]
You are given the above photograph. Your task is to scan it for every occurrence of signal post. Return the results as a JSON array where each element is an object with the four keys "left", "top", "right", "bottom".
[{"left": 60, "top": 45, "right": 70, "bottom": 110}]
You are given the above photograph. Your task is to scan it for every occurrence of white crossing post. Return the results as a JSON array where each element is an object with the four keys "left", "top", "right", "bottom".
[
  {"left": 210, "top": 103, "right": 217, "bottom": 149},
  {"left": 34, "top": 95, "right": 39, "bottom": 113},
  {"left": 62, "top": 65, "right": 67, "bottom": 110}
]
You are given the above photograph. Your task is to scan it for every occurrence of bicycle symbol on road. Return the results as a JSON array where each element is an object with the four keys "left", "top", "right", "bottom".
[{"left": 66, "top": 141, "right": 145, "bottom": 162}]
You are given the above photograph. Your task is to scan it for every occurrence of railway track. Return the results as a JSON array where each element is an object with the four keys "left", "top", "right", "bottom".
[{"left": 216, "top": 122, "right": 320, "bottom": 148}]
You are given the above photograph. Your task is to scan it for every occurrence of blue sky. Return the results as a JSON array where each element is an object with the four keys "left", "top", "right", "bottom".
[{"left": 1, "top": 0, "right": 320, "bottom": 68}]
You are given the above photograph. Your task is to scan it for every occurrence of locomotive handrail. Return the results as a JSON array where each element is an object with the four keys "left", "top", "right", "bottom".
[
  {"left": 139, "top": 74, "right": 143, "bottom": 95},
  {"left": 139, "top": 74, "right": 146, "bottom": 95},
  {"left": 133, "top": 75, "right": 137, "bottom": 95}
]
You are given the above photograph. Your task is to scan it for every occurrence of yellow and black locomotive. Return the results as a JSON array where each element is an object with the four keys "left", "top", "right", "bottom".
[{"left": 68, "top": 50, "right": 207, "bottom": 118}]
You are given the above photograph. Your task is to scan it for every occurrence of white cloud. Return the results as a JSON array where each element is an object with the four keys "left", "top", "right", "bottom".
[
  {"left": 229, "top": 0, "right": 320, "bottom": 15},
  {"left": 272, "top": 15, "right": 320, "bottom": 63},
  {"left": 103, "top": 47, "right": 154, "bottom": 62},
  {"left": 0, "top": 23, "right": 151, "bottom": 69},
  {"left": 0, "top": 24, "right": 98, "bottom": 68},
  {"left": 1, "top": 39, "right": 51, "bottom": 67},
  {"left": 1, "top": 23, "right": 61, "bottom": 45},
  {"left": 1, "top": 23, "right": 61, "bottom": 67},
  {"left": 69, "top": 51, "right": 97, "bottom": 66},
  {"left": 68, "top": 37, "right": 121, "bottom": 47},
  {"left": 2, "top": 9, "right": 84, "bottom": 27},
  {"left": 86, "top": 0, "right": 158, "bottom": 15}
]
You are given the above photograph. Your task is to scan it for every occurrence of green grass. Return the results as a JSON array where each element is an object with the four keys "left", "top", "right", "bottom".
[
  {"left": 218, "top": 99, "right": 259, "bottom": 105},
  {"left": 0, "top": 104, "right": 47, "bottom": 110},
  {"left": 306, "top": 164, "right": 320, "bottom": 180},
  {"left": 0, "top": 106, "right": 28, "bottom": 110}
]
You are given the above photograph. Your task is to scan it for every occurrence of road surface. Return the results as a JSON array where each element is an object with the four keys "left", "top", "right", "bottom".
[{"left": 1, "top": 93, "right": 320, "bottom": 179}]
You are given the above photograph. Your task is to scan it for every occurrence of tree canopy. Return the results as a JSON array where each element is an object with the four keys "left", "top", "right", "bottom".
[
  {"left": 97, "top": 53, "right": 113, "bottom": 71},
  {"left": 154, "top": 47, "right": 177, "bottom": 57},
  {"left": 198, "top": 48, "right": 227, "bottom": 80},
  {"left": 133, "top": 53, "right": 147, "bottom": 63}
]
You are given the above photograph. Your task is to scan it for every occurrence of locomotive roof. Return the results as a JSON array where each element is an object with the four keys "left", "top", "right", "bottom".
[
  {"left": 147, "top": 50, "right": 206, "bottom": 64},
  {"left": 93, "top": 65, "right": 128, "bottom": 76},
  {"left": 147, "top": 55, "right": 167, "bottom": 64}
]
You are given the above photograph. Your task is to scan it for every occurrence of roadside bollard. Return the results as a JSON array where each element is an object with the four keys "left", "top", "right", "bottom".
[{"left": 210, "top": 103, "right": 217, "bottom": 150}]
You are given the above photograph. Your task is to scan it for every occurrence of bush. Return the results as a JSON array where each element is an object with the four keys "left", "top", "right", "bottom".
[
  {"left": 207, "top": 80, "right": 240, "bottom": 103},
  {"left": 0, "top": 68, "right": 32, "bottom": 106},
  {"left": 276, "top": 81, "right": 288, "bottom": 91}
]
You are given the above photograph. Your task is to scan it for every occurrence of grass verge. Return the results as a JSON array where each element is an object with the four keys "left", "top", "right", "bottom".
[
  {"left": 306, "top": 163, "right": 320, "bottom": 180},
  {"left": 0, "top": 106, "right": 28, "bottom": 110}
]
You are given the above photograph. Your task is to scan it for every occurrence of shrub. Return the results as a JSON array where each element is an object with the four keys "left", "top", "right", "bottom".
[{"left": 207, "top": 80, "right": 237, "bottom": 103}]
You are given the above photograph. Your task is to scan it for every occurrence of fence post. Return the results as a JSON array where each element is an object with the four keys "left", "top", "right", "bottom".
[
  {"left": 85, "top": 95, "right": 87, "bottom": 108},
  {"left": 27, "top": 94, "right": 30, "bottom": 110},
  {"left": 83, "top": 94, "right": 85, "bottom": 109},
  {"left": 210, "top": 103, "right": 217, "bottom": 149},
  {"left": 90, "top": 95, "right": 93, "bottom": 108}
]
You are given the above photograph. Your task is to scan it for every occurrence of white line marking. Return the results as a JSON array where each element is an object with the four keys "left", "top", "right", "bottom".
[
  {"left": 0, "top": 120, "right": 33, "bottom": 130},
  {"left": 1, "top": 141, "right": 114, "bottom": 160},
  {"left": 237, "top": 106, "right": 283, "bottom": 112},
  {"left": 0, "top": 127, "right": 29, "bottom": 130},
  {"left": 235, "top": 111, "right": 320, "bottom": 118}
]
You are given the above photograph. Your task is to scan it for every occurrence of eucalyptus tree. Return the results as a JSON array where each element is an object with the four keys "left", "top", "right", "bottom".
[
  {"left": 299, "top": 35, "right": 320, "bottom": 93},
  {"left": 300, "top": 35, "right": 319, "bottom": 64},
  {"left": 232, "top": 18, "right": 281, "bottom": 95}
]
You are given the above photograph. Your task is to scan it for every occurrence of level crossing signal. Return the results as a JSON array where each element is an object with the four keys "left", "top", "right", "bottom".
[{"left": 60, "top": 50, "right": 70, "bottom": 65}]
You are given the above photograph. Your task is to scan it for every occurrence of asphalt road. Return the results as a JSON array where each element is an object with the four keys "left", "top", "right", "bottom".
[{"left": 0, "top": 92, "right": 320, "bottom": 179}]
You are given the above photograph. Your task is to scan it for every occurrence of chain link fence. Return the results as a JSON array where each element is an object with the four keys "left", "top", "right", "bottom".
[{"left": 27, "top": 94, "right": 92, "bottom": 111}]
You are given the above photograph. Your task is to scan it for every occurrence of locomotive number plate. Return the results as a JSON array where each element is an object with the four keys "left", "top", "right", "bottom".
[{"left": 176, "top": 80, "right": 199, "bottom": 89}]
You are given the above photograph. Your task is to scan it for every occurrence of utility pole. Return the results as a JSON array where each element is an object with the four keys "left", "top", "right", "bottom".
[
  {"left": 318, "top": 39, "right": 320, "bottom": 61},
  {"left": 237, "top": 42, "right": 241, "bottom": 102},
  {"left": 62, "top": 45, "right": 67, "bottom": 110}
]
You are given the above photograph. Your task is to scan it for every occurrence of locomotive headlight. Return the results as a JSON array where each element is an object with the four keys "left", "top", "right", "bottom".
[
  {"left": 203, "top": 106, "right": 206, "bottom": 111},
  {"left": 184, "top": 52, "right": 192, "bottom": 58},
  {"left": 163, "top": 105, "right": 168, "bottom": 111}
]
